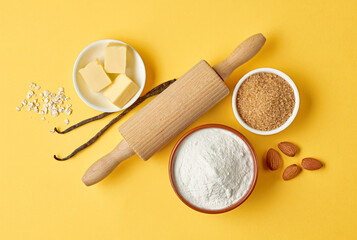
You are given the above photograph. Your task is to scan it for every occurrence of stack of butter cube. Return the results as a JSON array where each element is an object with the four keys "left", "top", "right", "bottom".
[{"left": 79, "top": 43, "right": 139, "bottom": 108}]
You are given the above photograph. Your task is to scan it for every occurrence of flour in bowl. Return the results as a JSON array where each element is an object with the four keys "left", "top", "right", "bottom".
[{"left": 173, "top": 128, "right": 254, "bottom": 210}]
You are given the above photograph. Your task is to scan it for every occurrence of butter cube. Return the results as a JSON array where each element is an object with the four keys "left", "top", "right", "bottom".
[
  {"left": 105, "top": 44, "right": 127, "bottom": 73},
  {"left": 79, "top": 59, "right": 112, "bottom": 92},
  {"left": 103, "top": 74, "right": 139, "bottom": 108}
]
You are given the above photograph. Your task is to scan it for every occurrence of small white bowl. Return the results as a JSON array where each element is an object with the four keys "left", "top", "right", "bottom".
[
  {"left": 73, "top": 39, "right": 146, "bottom": 112},
  {"left": 232, "top": 68, "right": 299, "bottom": 135}
]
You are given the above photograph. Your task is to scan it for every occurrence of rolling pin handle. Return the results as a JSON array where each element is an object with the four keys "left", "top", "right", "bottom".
[
  {"left": 82, "top": 139, "right": 135, "bottom": 186},
  {"left": 213, "top": 33, "right": 266, "bottom": 81}
]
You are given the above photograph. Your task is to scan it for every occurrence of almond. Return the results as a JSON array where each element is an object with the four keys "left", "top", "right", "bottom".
[
  {"left": 283, "top": 164, "right": 301, "bottom": 180},
  {"left": 278, "top": 142, "right": 298, "bottom": 157},
  {"left": 301, "top": 158, "right": 323, "bottom": 170},
  {"left": 266, "top": 148, "right": 281, "bottom": 170}
]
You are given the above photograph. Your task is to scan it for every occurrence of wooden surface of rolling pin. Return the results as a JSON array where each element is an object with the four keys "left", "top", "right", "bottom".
[
  {"left": 119, "top": 60, "right": 229, "bottom": 160},
  {"left": 82, "top": 33, "right": 266, "bottom": 186}
]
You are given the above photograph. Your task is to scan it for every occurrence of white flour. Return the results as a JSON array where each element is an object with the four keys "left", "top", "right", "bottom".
[{"left": 173, "top": 128, "right": 254, "bottom": 210}]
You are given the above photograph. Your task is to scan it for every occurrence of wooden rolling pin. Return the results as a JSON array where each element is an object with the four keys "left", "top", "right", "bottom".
[{"left": 82, "top": 33, "right": 266, "bottom": 186}]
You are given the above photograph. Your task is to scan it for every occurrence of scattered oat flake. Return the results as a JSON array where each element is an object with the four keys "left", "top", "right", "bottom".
[
  {"left": 18, "top": 84, "right": 73, "bottom": 122},
  {"left": 64, "top": 119, "right": 69, "bottom": 124},
  {"left": 51, "top": 110, "right": 59, "bottom": 117},
  {"left": 49, "top": 129, "right": 54, "bottom": 134}
]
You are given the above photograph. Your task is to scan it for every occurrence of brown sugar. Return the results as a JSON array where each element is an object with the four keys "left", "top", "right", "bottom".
[{"left": 236, "top": 72, "right": 295, "bottom": 131}]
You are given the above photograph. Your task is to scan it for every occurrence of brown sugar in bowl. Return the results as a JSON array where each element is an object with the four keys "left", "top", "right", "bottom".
[
  {"left": 168, "top": 124, "right": 258, "bottom": 214},
  {"left": 232, "top": 68, "right": 300, "bottom": 135}
]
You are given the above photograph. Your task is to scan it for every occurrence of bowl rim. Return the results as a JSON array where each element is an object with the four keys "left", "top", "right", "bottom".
[
  {"left": 168, "top": 124, "right": 258, "bottom": 214},
  {"left": 232, "top": 68, "right": 300, "bottom": 135},
  {"left": 73, "top": 39, "right": 146, "bottom": 112}
]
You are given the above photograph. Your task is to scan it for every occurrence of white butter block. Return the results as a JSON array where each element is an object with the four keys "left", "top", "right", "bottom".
[
  {"left": 79, "top": 59, "right": 112, "bottom": 92},
  {"left": 103, "top": 74, "right": 139, "bottom": 108},
  {"left": 105, "top": 44, "right": 127, "bottom": 73}
]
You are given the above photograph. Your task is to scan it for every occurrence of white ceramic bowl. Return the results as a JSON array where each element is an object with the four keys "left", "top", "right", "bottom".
[
  {"left": 232, "top": 68, "right": 299, "bottom": 135},
  {"left": 73, "top": 39, "right": 146, "bottom": 112}
]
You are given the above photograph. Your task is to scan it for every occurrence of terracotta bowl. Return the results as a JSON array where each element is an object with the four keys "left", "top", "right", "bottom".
[{"left": 169, "top": 124, "right": 258, "bottom": 214}]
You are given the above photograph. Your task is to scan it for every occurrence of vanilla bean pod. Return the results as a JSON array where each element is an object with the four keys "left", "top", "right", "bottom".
[
  {"left": 54, "top": 79, "right": 176, "bottom": 161},
  {"left": 54, "top": 112, "right": 112, "bottom": 134}
]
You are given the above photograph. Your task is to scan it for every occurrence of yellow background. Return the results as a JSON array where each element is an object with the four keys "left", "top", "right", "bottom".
[{"left": 1, "top": 0, "right": 356, "bottom": 239}]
